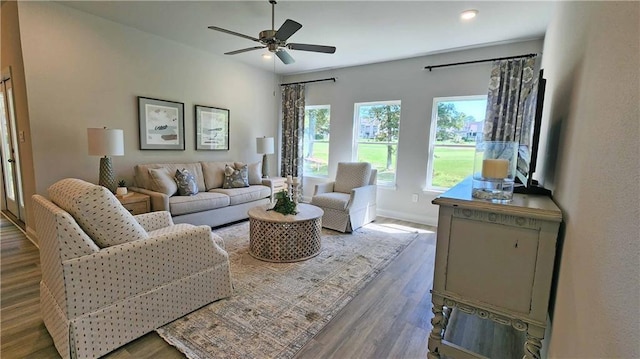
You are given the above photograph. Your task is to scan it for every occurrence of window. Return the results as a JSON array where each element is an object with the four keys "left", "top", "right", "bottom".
[
  {"left": 303, "top": 105, "right": 330, "bottom": 177},
  {"left": 427, "top": 96, "right": 487, "bottom": 190},
  {"left": 353, "top": 101, "right": 401, "bottom": 185}
]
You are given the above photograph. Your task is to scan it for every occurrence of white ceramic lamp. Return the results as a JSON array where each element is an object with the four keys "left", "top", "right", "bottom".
[
  {"left": 256, "top": 136, "right": 275, "bottom": 178},
  {"left": 88, "top": 128, "right": 124, "bottom": 193}
]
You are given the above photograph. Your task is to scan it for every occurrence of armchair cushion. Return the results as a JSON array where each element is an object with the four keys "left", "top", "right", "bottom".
[
  {"left": 310, "top": 192, "right": 350, "bottom": 211},
  {"left": 48, "top": 178, "right": 148, "bottom": 248},
  {"left": 333, "top": 162, "right": 372, "bottom": 194}
]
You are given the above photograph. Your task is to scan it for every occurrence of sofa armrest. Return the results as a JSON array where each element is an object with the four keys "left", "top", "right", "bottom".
[
  {"left": 61, "top": 224, "right": 229, "bottom": 318},
  {"left": 314, "top": 182, "right": 335, "bottom": 195},
  {"left": 129, "top": 186, "right": 170, "bottom": 212},
  {"left": 134, "top": 211, "right": 174, "bottom": 232},
  {"left": 347, "top": 184, "right": 377, "bottom": 211}
]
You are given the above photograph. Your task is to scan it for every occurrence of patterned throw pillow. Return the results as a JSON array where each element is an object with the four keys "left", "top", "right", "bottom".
[
  {"left": 175, "top": 169, "right": 199, "bottom": 196},
  {"left": 223, "top": 164, "right": 249, "bottom": 189}
]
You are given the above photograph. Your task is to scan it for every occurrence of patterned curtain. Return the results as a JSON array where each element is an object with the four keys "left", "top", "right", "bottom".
[
  {"left": 483, "top": 57, "right": 538, "bottom": 142},
  {"left": 281, "top": 84, "right": 305, "bottom": 183}
]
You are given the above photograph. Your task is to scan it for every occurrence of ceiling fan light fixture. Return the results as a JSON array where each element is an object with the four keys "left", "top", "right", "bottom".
[
  {"left": 460, "top": 9, "right": 478, "bottom": 20},
  {"left": 262, "top": 53, "right": 272, "bottom": 59}
]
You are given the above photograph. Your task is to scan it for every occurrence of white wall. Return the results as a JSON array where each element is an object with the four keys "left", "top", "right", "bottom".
[
  {"left": 540, "top": 2, "right": 639, "bottom": 357},
  {"left": 284, "top": 40, "right": 543, "bottom": 226},
  {"left": 17, "top": 1, "right": 280, "bottom": 196}
]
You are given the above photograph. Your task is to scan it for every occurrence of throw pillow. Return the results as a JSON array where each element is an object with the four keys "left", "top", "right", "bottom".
[
  {"left": 148, "top": 167, "right": 178, "bottom": 196},
  {"left": 234, "top": 161, "right": 262, "bottom": 185},
  {"left": 223, "top": 164, "right": 249, "bottom": 189},
  {"left": 175, "top": 169, "right": 199, "bottom": 196}
]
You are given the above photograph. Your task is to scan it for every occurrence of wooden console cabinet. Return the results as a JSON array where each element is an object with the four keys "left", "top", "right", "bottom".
[{"left": 429, "top": 179, "right": 562, "bottom": 359}]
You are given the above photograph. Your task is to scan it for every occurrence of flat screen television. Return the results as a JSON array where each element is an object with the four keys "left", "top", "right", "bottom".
[{"left": 514, "top": 69, "right": 551, "bottom": 196}]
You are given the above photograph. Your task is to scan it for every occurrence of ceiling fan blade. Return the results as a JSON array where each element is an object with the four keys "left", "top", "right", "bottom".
[
  {"left": 287, "top": 43, "right": 336, "bottom": 54},
  {"left": 225, "top": 46, "right": 266, "bottom": 55},
  {"left": 208, "top": 26, "right": 260, "bottom": 42},
  {"left": 275, "top": 19, "right": 302, "bottom": 41},
  {"left": 275, "top": 49, "right": 295, "bottom": 65}
]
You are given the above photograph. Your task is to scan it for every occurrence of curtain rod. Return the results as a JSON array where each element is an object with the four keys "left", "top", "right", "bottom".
[
  {"left": 424, "top": 53, "right": 538, "bottom": 71},
  {"left": 280, "top": 77, "right": 336, "bottom": 86}
]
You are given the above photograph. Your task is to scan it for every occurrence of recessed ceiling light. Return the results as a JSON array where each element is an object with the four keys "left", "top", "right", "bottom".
[
  {"left": 461, "top": 9, "right": 478, "bottom": 20},
  {"left": 262, "top": 53, "right": 272, "bottom": 59}
]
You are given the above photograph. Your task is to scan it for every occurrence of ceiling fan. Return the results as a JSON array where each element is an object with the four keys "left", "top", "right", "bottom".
[{"left": 207, "top": 0, "right": 336, "bottom": 65}]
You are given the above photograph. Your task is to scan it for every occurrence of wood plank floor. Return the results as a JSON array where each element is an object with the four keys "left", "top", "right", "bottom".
[{"left": 1, "top": 215, "right": 522, "bottom": 359}]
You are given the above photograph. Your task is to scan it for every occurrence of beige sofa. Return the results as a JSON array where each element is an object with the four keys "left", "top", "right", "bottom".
[{"left": 130, "top": 161, "right": 273, "bottom": 227}]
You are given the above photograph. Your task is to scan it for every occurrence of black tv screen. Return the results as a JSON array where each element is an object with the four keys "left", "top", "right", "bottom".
[{"left": 515, "top": 69, "right": 546, "bottom": 189}]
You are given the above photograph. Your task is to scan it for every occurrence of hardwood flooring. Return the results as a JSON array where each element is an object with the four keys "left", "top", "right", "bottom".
[{"left": 1, "top": 216, "right": 522, "bottom": 359}]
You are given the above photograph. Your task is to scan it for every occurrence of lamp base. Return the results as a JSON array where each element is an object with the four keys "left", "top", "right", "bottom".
[
  {"left": 261, "top": 154, "right": 269, "bottom": 178},
  {"left": 99, "top": 156, "right": 116, "bottom": 193}
]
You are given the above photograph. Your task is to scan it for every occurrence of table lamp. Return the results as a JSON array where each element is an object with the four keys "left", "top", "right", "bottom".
[
  {"left": 87, "top": 127, "right": 124, "bottom": 193},
  {"left": 256, "top": 136, "right": 274, "bottom": 178}
]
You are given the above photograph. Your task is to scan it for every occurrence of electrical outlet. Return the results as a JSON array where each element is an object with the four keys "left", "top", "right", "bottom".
[{"left": 411, "top": 194, "right": 419, "bottom": 203}]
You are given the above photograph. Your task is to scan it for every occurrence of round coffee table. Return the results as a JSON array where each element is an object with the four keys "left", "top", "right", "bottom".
[{"left": 248, "top": 203, "right": 324, "bottom": 262}]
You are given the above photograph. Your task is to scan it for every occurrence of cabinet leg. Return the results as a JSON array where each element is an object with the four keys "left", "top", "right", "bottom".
[
  {"left": 523, "top": 325, "right": 544, "bottom": 359},
  {"left": 428, "top": 295, "right": 445, "bottom": 359}
]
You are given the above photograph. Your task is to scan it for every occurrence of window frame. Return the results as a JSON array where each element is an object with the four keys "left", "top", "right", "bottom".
[
  {"left": 303, "top": 104, "right": 331, "bottom": 178},
  {"left": 426, "top": 95, "right": 487, "bottom": 192},
  {"left": 353, "top": 100, "right": 402, "bottom": 187}
]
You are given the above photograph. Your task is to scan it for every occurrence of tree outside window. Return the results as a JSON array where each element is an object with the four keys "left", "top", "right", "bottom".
[
  {"left": 428, "top": 96, "right": 487, "bottom": 190},
  {"left": 303, "top": 105, "right": 330, "bottom": 177},
  {"left": 354, "top": 101, "right": 401, "bottom": 185}
]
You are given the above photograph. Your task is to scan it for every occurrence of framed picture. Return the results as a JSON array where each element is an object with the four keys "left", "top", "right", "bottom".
[
  {"left": 138, "top": 96, "right": 185, "bottom": 150},
  {"left": 195, "top": 105, "right": 229, "bottom": 151}
]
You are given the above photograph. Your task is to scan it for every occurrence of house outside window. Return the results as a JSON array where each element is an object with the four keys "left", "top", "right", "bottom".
[
  {"left": 427, "top": 96, "right": 487, "bottom": 190},
  {"left": 303, "top": 105, "right": 330, "bottom": 177},
  {"left": 353, "top": 101, "right": 401, "bottom": 186}
]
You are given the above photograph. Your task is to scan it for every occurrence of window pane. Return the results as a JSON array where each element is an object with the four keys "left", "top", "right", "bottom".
[
  {"left": 429, "top": 96, "right": 487, "bottom": 190},
  {"left": 304, "top": 105, "right": 330, "bottom": 176},
  {"left": 357, "top": 143, "right": 397, "bottom": 183}
]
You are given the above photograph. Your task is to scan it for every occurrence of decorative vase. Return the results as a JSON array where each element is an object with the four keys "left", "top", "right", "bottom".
[
  {"left": 116, "top": 187, "right": 128, "bottom": 196},
  {"left": 471, "top": 140, "right": 518, "bottom": 203}
]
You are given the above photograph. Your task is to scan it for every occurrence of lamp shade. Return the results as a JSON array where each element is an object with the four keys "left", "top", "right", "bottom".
[
  {"left": 256, "top": 137, "right": 274, "bottom": 155},
  {"left": 88, "top": 128, "right": 124, "bottom": 156}
]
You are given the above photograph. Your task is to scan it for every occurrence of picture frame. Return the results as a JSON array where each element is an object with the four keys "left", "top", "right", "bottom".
[
  {"left": 138, "top": 96, "right": 185, "bottom": 150},
  {"left": 195, "top": 105, "right": 229, "bottom": 151}
]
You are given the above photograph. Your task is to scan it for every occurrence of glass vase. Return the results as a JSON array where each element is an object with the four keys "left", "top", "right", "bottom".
[{"left": 472, "top": 140, "right": 518, "bottom": 203}]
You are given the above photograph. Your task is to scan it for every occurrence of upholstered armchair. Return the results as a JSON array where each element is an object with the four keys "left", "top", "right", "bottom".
[
  {"left": 33, "top": 178, "right": 233, "bottom": 359},
  {"left": 310, "top": 162, "right": 377, "bottom": 233}
]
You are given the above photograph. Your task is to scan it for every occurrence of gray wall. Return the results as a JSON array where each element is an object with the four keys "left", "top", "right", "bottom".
[
  {"left": 540, "top": 2, "right": 639, "bottom": 357},
  {"left": 18, "top": 1, "right": 280, "bottom": 200},
  {"left": 283, "top": 39, "right": 543, "bottom": 225}
]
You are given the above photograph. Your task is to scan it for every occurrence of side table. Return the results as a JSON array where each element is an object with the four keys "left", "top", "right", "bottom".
[{"left": 117, "top": 191, "right": 150, "bottom": 215}]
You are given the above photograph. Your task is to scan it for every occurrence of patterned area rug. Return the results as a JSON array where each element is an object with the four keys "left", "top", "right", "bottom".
[{"left": 156, "top": 221, "right": 423, "bottom": 359}]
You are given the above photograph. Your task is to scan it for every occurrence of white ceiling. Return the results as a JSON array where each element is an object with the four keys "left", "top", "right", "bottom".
[{"left": 58, "top": 1, "right": 554, "bottom": 75}]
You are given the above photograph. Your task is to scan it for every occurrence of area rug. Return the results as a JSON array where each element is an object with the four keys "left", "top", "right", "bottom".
[{"left": 156, "top": 221, "right": 424, "bottom": 359}]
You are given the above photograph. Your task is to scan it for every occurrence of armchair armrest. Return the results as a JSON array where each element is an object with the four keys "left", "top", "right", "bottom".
[
  {"left": 134, "top": 211, "right": 174, "bottom": 232},
  {"left": 314, "top": 182, "right": 335, "bottom": 195},
  {"left": 61, "top": 224, "right": 228, "bottom": 318},
  {"left": 129, "top": 187, "right": 170, "bottom": 212},
  {"left": 347, "top": 184, "right": 377, "bottom": 210}
]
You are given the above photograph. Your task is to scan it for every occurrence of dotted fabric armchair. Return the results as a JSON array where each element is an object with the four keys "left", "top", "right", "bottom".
[
  {"left": 311, "top": 162, "right": 377, "bottom": 233},
  {"left": 32, "top": 178, "right": 233, "bottom": 359}
]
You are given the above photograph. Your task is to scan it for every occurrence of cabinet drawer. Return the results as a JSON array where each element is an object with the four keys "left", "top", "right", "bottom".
[{"left": 122, "top": 202, "right": 148, "bottom": 215}]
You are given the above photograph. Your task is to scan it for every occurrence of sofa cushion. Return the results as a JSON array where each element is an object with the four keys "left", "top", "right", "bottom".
[
  {"left": 334, "top": 162, "right": 372, "bottom": 194},
  {"left": 169, "top": 192, "right": 230, "bottom": 216},
  {"left": 148, "top": 168, "right": 178, "bottom": 196},
  {"left": 235, "top": 162, "right": 262, "bottom": 185},
  {"left": 210, "top": 185, "right": 270, "bottom": 206},
  {"left": 135, "top": 163, "right": 206, "bottom": 192},
  {"left": 223, "top": 164, "right": 249, "bottom": 189},
  {"left": 48, "top": 178, "right": 148, "bottom": 248},
  {"left": 310, "top": 192, "right": 350, "bottom": 211},
  {"left": 175, "top": 169, "right": 199, "bottom": 196},
  {"left": 201, "top": 161, "right": 234, "bottom": 190}
]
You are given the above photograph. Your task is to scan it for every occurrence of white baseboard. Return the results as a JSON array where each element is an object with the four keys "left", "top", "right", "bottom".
[{"left": 376, "top": 209, "right": 439, "bottom": 228}]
